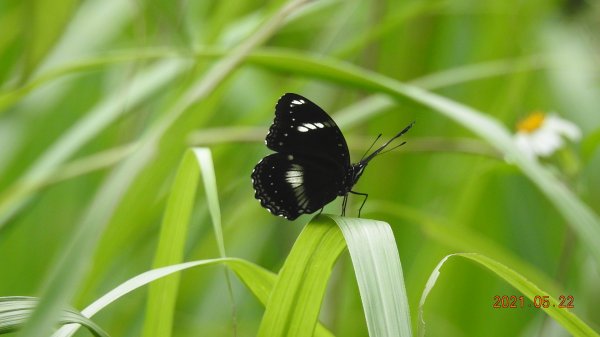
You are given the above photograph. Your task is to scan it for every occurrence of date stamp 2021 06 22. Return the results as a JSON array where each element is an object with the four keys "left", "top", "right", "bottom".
[{"left": 493, "top": 295, "right": 574, "bottom": 309}]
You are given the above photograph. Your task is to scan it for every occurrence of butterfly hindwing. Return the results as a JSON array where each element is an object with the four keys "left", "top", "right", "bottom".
[
  {"left": 251, "top": 153, "right": 343, "bottom": 220},
  {"left": 266, "top": 93, "right": 350, "bottom": 167}
]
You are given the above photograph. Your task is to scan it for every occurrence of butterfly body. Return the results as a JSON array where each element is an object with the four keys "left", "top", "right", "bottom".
[{"left": 252, "top": 93, "right": 413, "bottom": 220}]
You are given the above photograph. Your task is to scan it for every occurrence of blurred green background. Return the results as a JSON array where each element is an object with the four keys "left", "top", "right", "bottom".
[{"left": 1, "top": 0, "right": 599, "bottom": 336}]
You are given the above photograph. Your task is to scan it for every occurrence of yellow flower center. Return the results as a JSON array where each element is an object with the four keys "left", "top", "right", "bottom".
[{"left": 517, "top": 112, "right": 546, "bottom": 133}]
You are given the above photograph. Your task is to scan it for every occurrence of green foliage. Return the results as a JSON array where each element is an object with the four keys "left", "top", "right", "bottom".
[
  {"left": 257, "top": 216, "right": 347, "bottom": 337},
  {"left": 419, "top": 253, "right": 599, "bottom": 337},
  {"left": 332, "top": 216, "right": 412, "bottom": 337},
  {"left": 1, "top": 0, "right": 599, "bottom": 336},
  {"left": 0, "top": 297, "right": 108, "bottom": 337}
]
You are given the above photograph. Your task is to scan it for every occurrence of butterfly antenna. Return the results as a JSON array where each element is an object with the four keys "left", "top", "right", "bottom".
[
  {"left": 377, "top": 141, "right": 407, "bottom": 156},
  {"left": 361, "top": 121, "right": 415, "bottom": 164},
  {"left": 360, "top": 133, "right": 382, "bottom": 161}
]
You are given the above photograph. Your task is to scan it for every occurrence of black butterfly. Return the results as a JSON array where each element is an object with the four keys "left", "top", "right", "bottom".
[{"left": 252, "top": 93, "right": 413, "bottom": 220}]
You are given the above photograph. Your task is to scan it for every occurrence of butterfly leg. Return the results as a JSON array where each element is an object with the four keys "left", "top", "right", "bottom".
[
  {"left": 349, "top": 191, "right": 368, "bottom": 218},
  {"left": 317, "top": 207, "right": 324, "bottom": 217},
  {"left": 341, "top": 194, "right": 348, "bottom": 216}
]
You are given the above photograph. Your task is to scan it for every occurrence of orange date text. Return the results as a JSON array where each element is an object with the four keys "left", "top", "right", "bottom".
[{"left": 492, "top": 295, "right": 574, "bottom": 309}]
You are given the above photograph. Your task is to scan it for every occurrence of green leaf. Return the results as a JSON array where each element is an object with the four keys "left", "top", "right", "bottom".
[
  {"left": 0, "top": 297, "right": 109, "bottom": 337},
  {"left": 418, "top": 253, "right": 600, "bottom": 337},
  {"left": 372, "top": 201, "right": 562, "bottom": 296},
  {"left": 241, "top": 48, "right": 600, "bottom": 269},
  {"left": 581, "top": 128, "right": 600, "bottom": 162},
  {"left": 194, "top": 148, "right": 228, "bottom": 258},
  {"left": 13, "top": 1, "right": 310, "bottom": 336},
  {"left": 0, "top": 48, "right": 548, "bottom": 114},
  {"left": 259, "top": 215, "right": 412, "bottom": 337},
  {"left": 141, "top": 151, "right": 201, "bottom": 337},
  {"left": 51, "top": 258, "right": 334, "bottom": 337},
  {"left": 331, "top": 216, "right": 412, "bottom": 337},
  {"left": 258, "top": 216, "right": 347, "bottom": 337},
  {"left": 142, "top": 148, "right": 233, "bottom": 337},
  {"left": 0, "top": 59, "right": 189, "bottom": 229},
  {"left": 21, "top": 0, "right": 80, "bottom": 80}
]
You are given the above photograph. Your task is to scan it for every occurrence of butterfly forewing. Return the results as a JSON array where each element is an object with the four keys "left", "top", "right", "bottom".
[
  {"left": 266, "top": 93, "right": 350, "bottom": 168},
  {"left": 251, "top": 153, "right": 342, "bottom": 220}
]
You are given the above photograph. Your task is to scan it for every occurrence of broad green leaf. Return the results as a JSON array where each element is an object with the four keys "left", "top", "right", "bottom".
[
  {"left": 258, "top": 216, "right": 347, "bottom": 337},
  {"left": 0, "top": 297, "right": 108, "bottom": 337},
  {"left": 418, "top": 253, "right": 600, "bottom": 337},
  {"left": 259, "top": 215, "right": 412, "bottom": 337},
  {"left": 330, "top": 216, "right": 412, "bottom": 337}
]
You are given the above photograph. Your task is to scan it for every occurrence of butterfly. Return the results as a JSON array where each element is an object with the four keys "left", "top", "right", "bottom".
[{"left": 251, "top": 93, "right": 414, "bottom": 220}]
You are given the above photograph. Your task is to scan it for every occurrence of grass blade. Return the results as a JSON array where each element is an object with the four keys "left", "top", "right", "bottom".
[
  {"left": 259, "top": 215, "right": 412, "bottom": 337},
  {"left": 193, "top": 148, "right": 227, "bottom": 257},
  {"left": 142, "top": 148, "right": 235, "bottom": 337},
  {"left": 240, "top": 48, "right": 600, "bottom": 269},
  {"left": 330, "top": 216, "right": 412, "bottom": 337},
  {"left": 0, "top": 59, "right": 188, "bottom": 229},
  {"left": 141, "top": 150, "right": 201, "bottom": 337},
  {"left": 418, "top": 253, "right": 600, "bottom": 337},
  {"left": 258, "top": 216, "right": 346, "bottom": 337},
  {"left": 51, "top": 258, "right": 334, "bottom": 337},
  {"left": 0, "top": 297, "right": 109, "bottom": 337},
  {"left": 13, "top": 143, "right": 155, "bottom": 337},
  {"left": 372, "top": 201, "right": 562, "bottom": 296},
  {"left": 13, "top": 1, "right": 310, "bottom": 335}
]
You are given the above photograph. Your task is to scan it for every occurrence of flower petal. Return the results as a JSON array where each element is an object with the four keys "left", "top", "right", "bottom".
[
  {"left": 531, "top": 128, "right": 563, "bottom": 157},
  {"left": 545, "top": 115, "right": 582, "bottom": 141},
  {"left": 514, "top": 133, "right": 537, "bottom": 160}
]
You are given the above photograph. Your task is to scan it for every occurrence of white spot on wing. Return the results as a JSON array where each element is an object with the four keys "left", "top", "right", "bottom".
[
  {"left": 291, "top": 99, "right": 304, "bottom": 105},
  {"left": 304, "top": 123, "right": 317, "bottom": 130},
  {"left": 287, "top": 155, "right": 294, "bottom": 160},
  {"left": 285, "top": 164, "right": 304, "bottom": 188},
  {"left": 286, "top": 175, "right": 303, "bottom": 187},
  {"left": 314, "top": 122, "right": 325, "bottom": 128},
  {"left": 297, "top": 126, "right": 309, "bottom": 132}
]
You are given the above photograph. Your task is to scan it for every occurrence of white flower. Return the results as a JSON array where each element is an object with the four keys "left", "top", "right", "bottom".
[{"left": 514, "top": 111, "right": 581, "bottom": 159}]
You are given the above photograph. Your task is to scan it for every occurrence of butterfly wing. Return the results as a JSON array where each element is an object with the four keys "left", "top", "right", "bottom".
[
  {"left": 266, "top": 93, "right": 350, "bottom": 168},
  {"left": 251, "top": 153, "right": 343, "bottom": 220}
]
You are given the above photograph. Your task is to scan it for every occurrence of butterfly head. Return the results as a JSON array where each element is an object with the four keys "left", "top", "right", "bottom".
[{"left": 351, "top": 162, "right": 367, "bottom": 185}]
